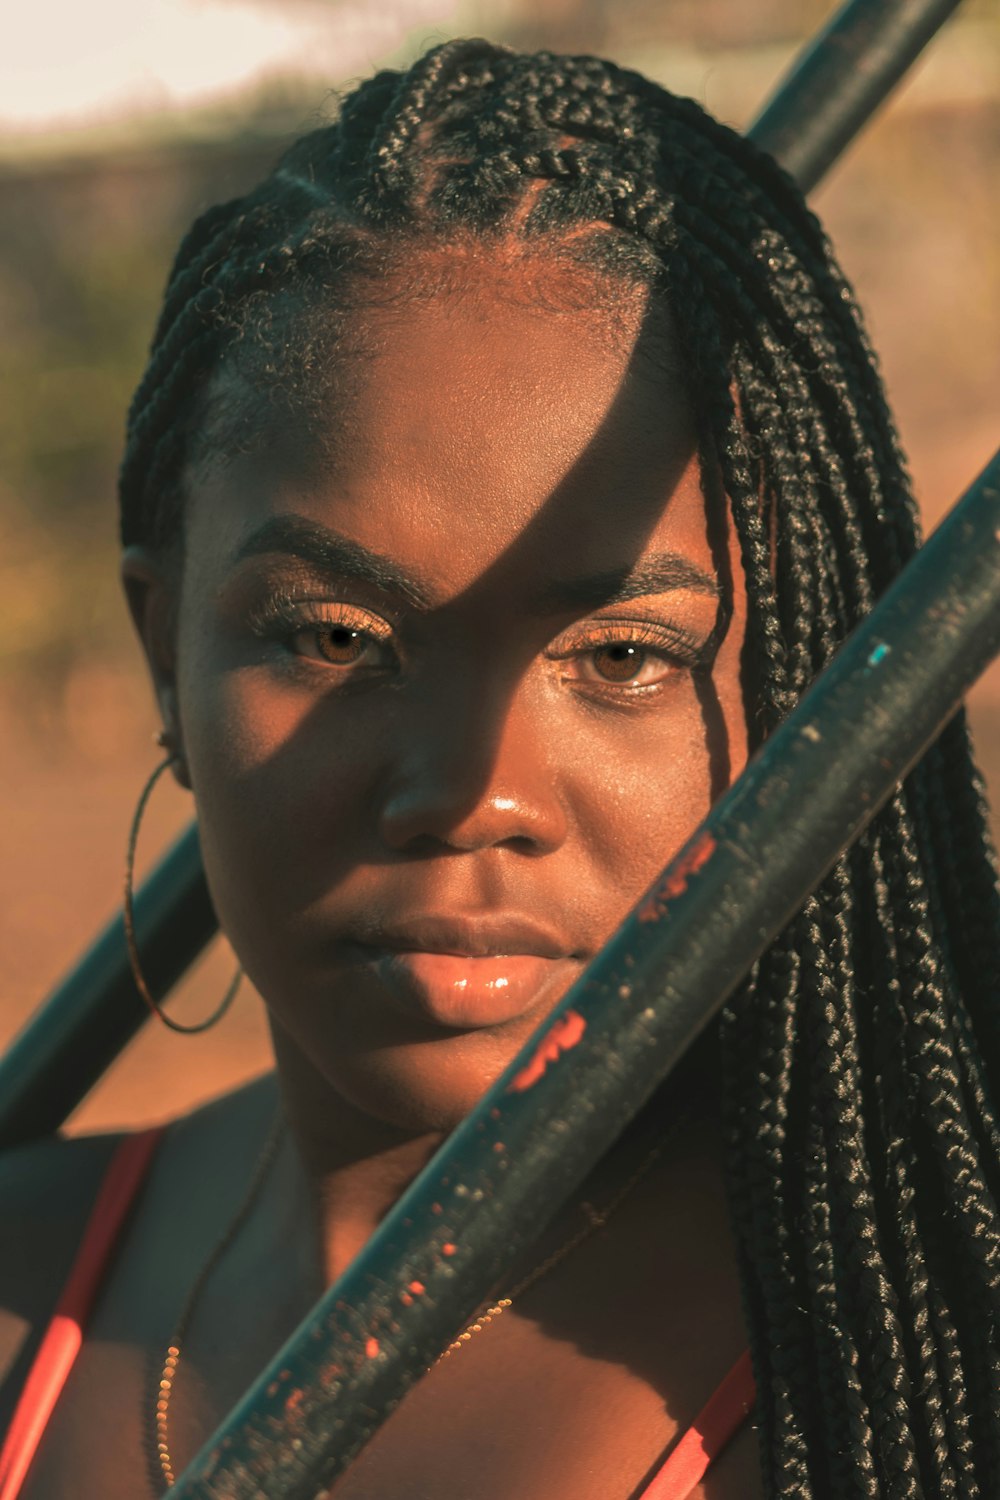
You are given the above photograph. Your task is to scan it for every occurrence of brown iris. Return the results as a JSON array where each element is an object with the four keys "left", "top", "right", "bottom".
[
  {"left": 316, "top": 625, "right": 368, "bottom": 666},
  {"left": 593, "top": 643, "right": 646, "bottom": 682}
]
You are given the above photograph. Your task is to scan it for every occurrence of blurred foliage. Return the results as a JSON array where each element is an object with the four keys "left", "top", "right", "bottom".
[{"left": 0, "top": 138, "right": 269, "bottom": 700}]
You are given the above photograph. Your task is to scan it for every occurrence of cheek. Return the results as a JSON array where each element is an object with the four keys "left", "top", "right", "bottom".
[
  {"left": 561, "top": 685, "right": 737, "bottom": 904},
  {"left": 173, "top": 609, "right": 380, "bottom": 973},
  {"left": 556, "top": 632, "right": 749, "bottom": 927},
  {"left": 182, "top": 672, "right": 370, "bottom": 872}
]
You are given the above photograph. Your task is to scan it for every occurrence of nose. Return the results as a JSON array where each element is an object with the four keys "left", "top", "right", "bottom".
[{"left": 376, "top": 688, "right": 568, "bottom": 856}]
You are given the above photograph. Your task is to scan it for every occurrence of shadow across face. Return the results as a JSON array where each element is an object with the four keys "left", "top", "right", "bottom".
[{"left": 144, "top": 261, "right": 749, "bottom": 1130}]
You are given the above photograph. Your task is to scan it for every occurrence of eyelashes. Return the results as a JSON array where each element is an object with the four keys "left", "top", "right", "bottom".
[
  {"left": 545, "top": 618, "right": 708, "bottom": 688},
  {"left": 246, "top": 588, "right": 711, "bottom": 693},
  {"left": 245, "top": 591, "right": 395, "bottom": 675}
]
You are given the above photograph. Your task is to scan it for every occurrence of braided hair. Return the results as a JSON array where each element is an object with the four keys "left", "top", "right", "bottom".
[{"left": 120, "top": 40, "right": 1000, "bottom": 1497}]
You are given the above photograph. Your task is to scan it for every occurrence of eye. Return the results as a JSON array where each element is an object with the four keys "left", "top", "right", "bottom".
[
  {"left": 548, "top": 619, "right": 703, "bottom": 693},
  {"left": 296, "top": 622, "right": 391, "bottom": 670},
  {"left": 247, "top": 591, "right": 397, "bottom": 676},
  {"left": 575, "top": 641, "right": 676, "bottom": 687}
]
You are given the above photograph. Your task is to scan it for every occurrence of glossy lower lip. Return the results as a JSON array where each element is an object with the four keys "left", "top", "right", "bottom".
[{"left": 352, "top": 947, "right": 578, "bottom": 1030}]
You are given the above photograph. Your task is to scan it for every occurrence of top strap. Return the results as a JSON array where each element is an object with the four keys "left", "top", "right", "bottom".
[
  {"left": 636, "top": 1348, "right": 756, "bottom": 1500},
  {"left": 0, "top": 1127, "right": 165, "bottom": 1500}
]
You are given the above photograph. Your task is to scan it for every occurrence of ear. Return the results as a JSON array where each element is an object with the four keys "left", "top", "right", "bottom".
[{"left": 121, "top": 545, "right": 191, "bottom": 790}]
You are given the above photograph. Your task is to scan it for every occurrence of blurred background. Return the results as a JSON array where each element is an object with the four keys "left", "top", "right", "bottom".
[{"left": 1, "top": 0, "right": 997, "bottom": 1135}]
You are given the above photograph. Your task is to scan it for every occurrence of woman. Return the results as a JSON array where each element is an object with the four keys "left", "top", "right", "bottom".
[{"left": 2, "top": 38, "right": 998, "bottom": 1500}]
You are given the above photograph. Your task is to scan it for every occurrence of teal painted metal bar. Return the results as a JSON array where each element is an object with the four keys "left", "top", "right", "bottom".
[{"left": 749, "top": 0, "right": 964, "bottom": 191}]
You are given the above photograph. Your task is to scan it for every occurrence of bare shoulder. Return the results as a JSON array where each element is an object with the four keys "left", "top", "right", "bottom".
[
  {"left": 0, "top": 1076, "right": 276, "bottom": 1441},
  {"left": 0, "top": 1131, "right": 121, "bottom": 1293},
  {"left": 0, "top": 1131, "right": 120, "bottom": 1428},
  {"left": 0, "top": 1071, "right": 276, "bottom": 1309}
]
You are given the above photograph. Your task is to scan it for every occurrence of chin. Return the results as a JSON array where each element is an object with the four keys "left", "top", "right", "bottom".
[
  {"left": 338, "top": 1028, "right": 518, "bottom": 1133},
  {"left": 264, "top": 958, "right": 571, "bottom": 1137},
  {"left": 270, "top": 1001, "right": 525, "bottom": 1137}
]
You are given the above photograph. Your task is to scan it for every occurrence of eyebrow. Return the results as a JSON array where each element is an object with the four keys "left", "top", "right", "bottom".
[
  {"left": 232, "top": 515, "right": 719, "bottom": 614},
  {"left": 536, "top": 555, "right": 720, "bottom": 612},
  {"left": 231, "top": 516, "right": 435, "bottom": 609}
]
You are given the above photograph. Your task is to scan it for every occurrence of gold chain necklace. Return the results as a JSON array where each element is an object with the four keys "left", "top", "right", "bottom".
[
  {"left": 152, "top": 1114, "right": 666, "bottom": 1490},
  {"left": 153, "top": 1111, "right": 285, "bottom": 1490},
  {"left": 437, "top": 1137, "right": 665, "bottom": 1358}
]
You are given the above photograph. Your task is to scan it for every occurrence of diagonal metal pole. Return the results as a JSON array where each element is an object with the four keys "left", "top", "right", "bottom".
[
  {"left": 749, "top": 0, "right": 964, "bottom": 191},
  {"left": 0, "top": 0, "right": 971, "bottom": 1152},
  {"left": 167, "top": 455, "right": 999, "bottom": 1497},
  {"left": 0, "top": 827, "right": 209, "bottom": 1146}
]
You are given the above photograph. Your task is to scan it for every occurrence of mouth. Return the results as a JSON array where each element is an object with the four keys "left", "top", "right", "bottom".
[{"left": 341, "top": 915, "right": 581, "bottom": 1030}]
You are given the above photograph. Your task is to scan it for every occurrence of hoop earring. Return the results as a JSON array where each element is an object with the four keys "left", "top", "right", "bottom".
[{"left": 124, "top": 752, "right": 242, "bottom": 1034}]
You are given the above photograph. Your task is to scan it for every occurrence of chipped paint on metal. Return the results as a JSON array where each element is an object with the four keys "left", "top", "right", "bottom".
[
  {"left": 637, "top": 830, "right": 717, "bottom": 922},
  {"left": 284, "top": 1388, "right": 305, "bottom": 1424},
  {"left": 507, "top": 1009, "right": 587, "bottom": 1092}
]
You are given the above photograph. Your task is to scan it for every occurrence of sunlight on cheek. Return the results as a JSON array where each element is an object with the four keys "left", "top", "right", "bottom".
[{"left": 188, "top": 673, "right": 304, "bottom": 782}]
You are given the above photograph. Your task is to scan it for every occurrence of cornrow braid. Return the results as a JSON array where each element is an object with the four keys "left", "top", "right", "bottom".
[{"left": 120, "top": 40, "right": 1000, "bottom": 1497}]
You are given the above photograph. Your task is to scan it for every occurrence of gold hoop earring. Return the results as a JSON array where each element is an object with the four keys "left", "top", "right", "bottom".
[{"left": 124, "top": 752, "right": 242, "bottom": 1034}]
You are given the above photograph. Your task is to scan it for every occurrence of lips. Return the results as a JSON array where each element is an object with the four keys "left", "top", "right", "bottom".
[{"left": 339, "top": 914, "right": 581, "bottom": 1030}]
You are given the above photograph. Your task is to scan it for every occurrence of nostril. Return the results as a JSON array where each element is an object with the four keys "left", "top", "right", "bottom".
[
  {"left": 393, "top": 830, "right": 452, "bottom": 858},
  {"left": 503, "top": 834, "right": 544, "bottom": 857},
  {"left": 377, "top": 783, "right": 567, "bottom": 857},
  {"left": 393, "top": 830, "right": 543, "bottom": 859}
]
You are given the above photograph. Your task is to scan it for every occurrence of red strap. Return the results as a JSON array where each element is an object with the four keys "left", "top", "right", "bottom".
[
  {"left": 637, "top": 1348, "right": 756, "bottom": 1500},
  {"left": 0, "top": 1127, "right": 751, "bottom": 1500},
  {"left": 0, "top": 1128, "right": 164, "bottom": 1500}
]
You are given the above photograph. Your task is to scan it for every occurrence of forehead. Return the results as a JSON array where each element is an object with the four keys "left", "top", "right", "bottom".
[{"left": 184, "top": 283, "right": 716, "bottom": 602}]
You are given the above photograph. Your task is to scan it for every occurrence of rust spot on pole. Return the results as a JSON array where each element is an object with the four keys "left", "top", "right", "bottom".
[
  {"left": 637, "top": 831, "right": 717, "bottom": 922},
  {"left": 507, "top": 1009, "right": 587, "bottom": 1092}
]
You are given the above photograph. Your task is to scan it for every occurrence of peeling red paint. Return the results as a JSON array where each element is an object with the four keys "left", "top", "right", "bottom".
[
  {"left": 508, "top": 1008, "right": 587, "bottom": 1092},
  {"left": 365, "top": 1337, "right": 380, "bottom": 1359},
  {"left": 442, "top": 1242, "right": 457, "bottom": 1256},
  {"left": 284, "top": 1388, "right": 305, "bottom": 1424},
  {"left": 638, "top": 831, "right": 717, "bottom": 922}
]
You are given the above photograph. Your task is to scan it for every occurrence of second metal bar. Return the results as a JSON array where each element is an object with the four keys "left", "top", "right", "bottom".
[{"left": 749, "top": 0, "right": 964, "bottom": 192}]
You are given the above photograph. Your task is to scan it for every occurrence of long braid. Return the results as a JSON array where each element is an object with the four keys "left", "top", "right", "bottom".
[{"left": 120, "top": 43, "right": 1000, "bottom": 1496}]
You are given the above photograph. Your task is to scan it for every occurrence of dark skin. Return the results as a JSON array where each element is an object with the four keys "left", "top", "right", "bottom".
[{"left": 0, "top": 260, "right": 762, "bottom": 1497}]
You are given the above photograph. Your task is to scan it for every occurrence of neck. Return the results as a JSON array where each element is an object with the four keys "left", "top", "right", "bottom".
[{"left": 267, "top": 1026, "right": 446, "bottom": 1287}]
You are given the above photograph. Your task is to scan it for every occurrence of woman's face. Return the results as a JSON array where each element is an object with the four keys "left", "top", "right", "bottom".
[{"left": 127, "top": 270, "right": 749, "bottom": 1134}]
